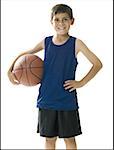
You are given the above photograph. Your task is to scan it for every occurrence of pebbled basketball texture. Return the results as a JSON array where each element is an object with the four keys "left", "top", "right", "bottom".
[{"left": 12, "top": 54, "right": 44, "bottom": 86}]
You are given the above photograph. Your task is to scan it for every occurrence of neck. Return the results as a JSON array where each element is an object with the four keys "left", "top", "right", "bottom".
[
  {"left": 54, "top": 33, "right": 69, "bottom": 39},
  {"left": 53, "top": 34, "right": 70, "bottom": 44}
]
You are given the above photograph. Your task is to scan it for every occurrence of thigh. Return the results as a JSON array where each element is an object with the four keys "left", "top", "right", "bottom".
[
  {"left": 58, "top": 109, "right": 82, "bottom": 138},
  {"left": 37, "top": 108, "right": 58, "bottom": 137}
]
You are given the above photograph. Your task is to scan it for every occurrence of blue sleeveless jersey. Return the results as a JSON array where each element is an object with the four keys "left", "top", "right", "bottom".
[{"left": 37, "top": 36, "right": 79, "bottom": 110}]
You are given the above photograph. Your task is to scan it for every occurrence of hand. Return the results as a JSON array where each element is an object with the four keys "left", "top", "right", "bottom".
[
  {"left": 7, "top": 53, "right": 26, "bottom": 85},
  {"left": 7, "top": 52, "right": 30, "bottom": 85},
  {"left": 7, "top": 69, "right": 20, "bottom": 85},
  {"left": 63, "top": 80, "right": 83, "bottom": 92}
]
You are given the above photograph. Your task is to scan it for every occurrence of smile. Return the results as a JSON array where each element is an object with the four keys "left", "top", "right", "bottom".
[{"left": 57, "top": 27, "right": 66, "bottom": 30}]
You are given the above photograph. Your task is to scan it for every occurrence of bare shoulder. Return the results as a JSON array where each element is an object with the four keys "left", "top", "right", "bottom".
[
  {"left": 75, "top": 38, "right": 96, "bottom": 57},
  {"left": 75, "top": 38, "right": 88, "bottom": 53},
  {"left": 75, "top": 38, "right": 83, "bottom": 55},
  {"left": 75, "top": 38, "right": 103, "bottom": 66},
  {"left": 38, "top": 39, "right": 45, "bottom": 48}
]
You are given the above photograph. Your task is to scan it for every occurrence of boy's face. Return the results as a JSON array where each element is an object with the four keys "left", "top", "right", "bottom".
[{"left": 51, "top": 13, "right": 74, "bottom": 36}]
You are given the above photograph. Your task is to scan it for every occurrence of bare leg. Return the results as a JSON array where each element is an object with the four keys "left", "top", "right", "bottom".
[
  {"left": 45, "top": 137, "right": 57, "bottom": 149},
  {"left": 64, "top": 137, "right": 77, "bottom": 149}
]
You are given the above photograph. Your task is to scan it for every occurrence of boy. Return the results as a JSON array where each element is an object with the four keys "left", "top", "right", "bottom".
[{"left": 8, "top": 4, "right": 102, "bottom": 149}]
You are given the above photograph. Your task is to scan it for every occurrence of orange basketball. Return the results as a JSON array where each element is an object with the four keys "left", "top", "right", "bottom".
[{"left": 12, "top": 54, "right": 44, "bottom": 86}]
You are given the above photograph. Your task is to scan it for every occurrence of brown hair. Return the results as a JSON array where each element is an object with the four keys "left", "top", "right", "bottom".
[{"left": 51, "top": 4, "right": 73, "bottom": 20}]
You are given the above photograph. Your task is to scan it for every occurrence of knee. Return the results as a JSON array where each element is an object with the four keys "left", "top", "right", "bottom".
[
  {"left": 45, "top": 137, "right": 57, "bottom": 144},
  {"left": 64, "top": 137, "right": 76, "bottom": 144}
]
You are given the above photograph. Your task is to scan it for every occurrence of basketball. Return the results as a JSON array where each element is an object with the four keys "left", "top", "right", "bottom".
[{"left": 12, "top": 54, "right": 44, "bottom": 86}]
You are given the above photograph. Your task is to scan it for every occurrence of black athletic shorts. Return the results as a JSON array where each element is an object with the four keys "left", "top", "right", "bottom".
[{"left": 37, "top": 108, "right": 82, "bottom": 138}]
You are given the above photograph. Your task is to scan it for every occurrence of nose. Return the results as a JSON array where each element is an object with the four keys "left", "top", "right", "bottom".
[{"left": 58, "top": 20, "right": 65, "bottom": 25}]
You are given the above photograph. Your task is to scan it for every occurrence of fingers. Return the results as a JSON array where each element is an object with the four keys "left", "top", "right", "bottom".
[
  {"left": 64, "top": 85, "right": 73, "bottom": 90},
  {"left": 9, "top": 77, "right": 19, "bottom": 85},
  {"left": 63, "top": 80, "right": 76, "bottom": 92},
  {"left": 8, "top": 72, "right": 20, "bottom": 85},
  {"left": 11, "top": 73, "right": 20, "bottom": 84},
  {"left": 64, "top": 80, "right": 72, "bottom": 83},
  {"left": 9, "top": 78, "right": 19, "bottom": 85},
  {"left": 69, "top": 87, "right": 76, "bottom": 92},
  {"left": 63, "top": 80, "right": 73, "bottom": 87}
]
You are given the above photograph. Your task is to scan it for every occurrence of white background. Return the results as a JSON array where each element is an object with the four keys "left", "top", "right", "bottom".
[{"left": 1, "top": 0, "right": 113, "bottom": 149}]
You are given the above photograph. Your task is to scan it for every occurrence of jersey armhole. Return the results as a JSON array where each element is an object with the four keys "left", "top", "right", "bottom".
[
  {"left": 75, "top": 38, "right": 77, "bottom": 58},
  {"left": 44, "top": 36, "right": 52, "bottom": 61},
  {"left": 74, "top": 38, "right": 78, "bottom": 65},
  {"left": 75, "top": 38, "right": 80, "bottom": 57}
]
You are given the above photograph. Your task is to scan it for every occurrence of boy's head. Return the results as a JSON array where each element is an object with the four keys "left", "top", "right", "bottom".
[
  {"left": 51, "top": 4, "right": 74, "bottom": 35},
  {"left": 51, "top": 4, "right": 73, "bottom": 21}
]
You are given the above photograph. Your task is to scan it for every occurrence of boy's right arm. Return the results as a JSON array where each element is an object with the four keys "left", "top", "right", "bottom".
[{"left": 7, "top": 39, "right": 44, "bottom": 84}]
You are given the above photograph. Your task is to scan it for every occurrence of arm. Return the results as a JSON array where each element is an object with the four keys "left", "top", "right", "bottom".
[
  {"left": 9, "top": 39, "right": 44, "bottom": 70},
  {"left": 7, "top": 39, "right": 44, "bottom": 84},
  {"left": 64, "top": 39, "right": 103, "bottom": 92}
]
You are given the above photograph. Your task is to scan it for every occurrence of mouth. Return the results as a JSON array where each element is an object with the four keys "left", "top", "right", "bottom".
[{"left": 57, "top": 27, "right": 66, "bottom": 31}]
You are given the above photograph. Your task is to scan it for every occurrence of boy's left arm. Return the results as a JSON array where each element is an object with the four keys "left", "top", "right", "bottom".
[{"left": 63, "top": 39, "right": 103, "bottom": 92}]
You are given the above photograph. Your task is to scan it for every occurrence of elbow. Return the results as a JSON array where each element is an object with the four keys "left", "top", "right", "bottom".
[
  {"left": 93, "top": 60, "right": 103, "bottom": 72},
  {"left": 98, "top": 61, "right": 103, "bottom": 70},
  {"left": 94, "top": 61, "right": 103, "bottom": 71}
]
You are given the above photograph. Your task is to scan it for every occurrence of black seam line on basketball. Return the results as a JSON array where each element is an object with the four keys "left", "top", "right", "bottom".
[
  {"left": 25, "top": 56, "right": 30, "bottom": 86},
  {"left": 30, "top": 57, "right": 42, "bottom": 66},
  {"left": 18, "top": 64, "right": 23, "bottom": 81},
  {"left": 29, "top": 57, "right": 43, "bottom": 82},
  {"left": 29, "top": 68, "right": 42, "bottom": 81},
  {"left": 30, "top": 57, "right": 43, "bottom": 69},
  {"left": 14, "top": 66, "right": 43, "bottom": 71}
]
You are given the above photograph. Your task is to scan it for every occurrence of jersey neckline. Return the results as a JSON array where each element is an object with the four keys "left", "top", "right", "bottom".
[{"left": 51, "top": 36, "right": 71, "bottom": 47}]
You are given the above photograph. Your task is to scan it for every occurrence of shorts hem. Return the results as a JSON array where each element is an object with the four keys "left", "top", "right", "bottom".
[
  {"left": 58, "top": 132, "right": 82, "bottom": 138},
  {"left": 39, "top": 134, "right": 58, "bottom": 138},
  {"left": 38, "top": 132, "right": 82, "bottom": 138}
]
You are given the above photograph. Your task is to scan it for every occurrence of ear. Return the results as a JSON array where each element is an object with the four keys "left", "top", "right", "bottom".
[{"left": 71, "top": 18, "right": 75, "bottom": 25}]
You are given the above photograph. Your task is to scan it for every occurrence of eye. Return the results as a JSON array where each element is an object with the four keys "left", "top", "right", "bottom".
[
  {"left": 63, "top": 18, "right": 68, "bottom": 21},
  {"left": 62, "top": 17, "right": 70, "bottom": 22},
  {"left": 54, "top": 18, "right": 59, "bottom": 22}
]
